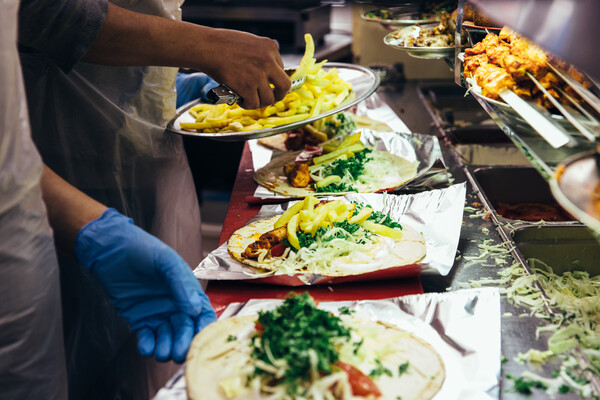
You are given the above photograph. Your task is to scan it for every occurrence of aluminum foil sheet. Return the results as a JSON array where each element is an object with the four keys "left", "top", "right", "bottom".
[
  {"left": 153, "top": 288, "right": 501, "bottom": 400},
  {"left": 252, "top": 129, "right": 441, "bottom": 200},
  {"left": 194, "top": 183, "right": 466, "bottom": 285}
]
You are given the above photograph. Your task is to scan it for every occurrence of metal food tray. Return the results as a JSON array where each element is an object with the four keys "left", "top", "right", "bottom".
[
  {"left": 361, "top": 7, "right": 439, "bottom": 29},
  {"left": 166, "top": 63, "right": 380, "bottom": 141},
  {"left": 384, "top": 27, "right": 466, "bottom": 59},
  {"left": 550, "top": 151, "right": 600, "bottom": 236}
]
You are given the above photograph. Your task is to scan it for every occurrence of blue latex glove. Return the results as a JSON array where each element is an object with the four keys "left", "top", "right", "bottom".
[
  {"left": 74, "top": 208, "right": 216, "bottom": 363},
  {"left": 175, "top": 72, "right": 219, "bottom": 108}
]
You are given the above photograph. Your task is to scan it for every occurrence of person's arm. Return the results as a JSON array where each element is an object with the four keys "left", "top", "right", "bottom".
[
  {"left": 39, "top": 165, "right": 106, "bottom": 255},
  {"left": 39, "top": 165, "right": 216, "bottom": 362},
  {"left": 83, "top": 3, "right": 289, "bottom": 109}
]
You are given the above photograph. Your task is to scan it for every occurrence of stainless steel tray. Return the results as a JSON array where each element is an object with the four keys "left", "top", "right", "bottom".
[
  {"left": 467, "top": 78, "right": 600, "bottom": 134},
  {"left": 550, "top": 151, "right": 600, "bottom": 235},
  {"left": 384, "top": 26, "right": 465, "bottom": 59},
  {"left": 166, "top": 63, "right": 380, "bottom": 141}
]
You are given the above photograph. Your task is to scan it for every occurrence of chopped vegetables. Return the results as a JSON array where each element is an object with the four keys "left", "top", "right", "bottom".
[{"left": 250, "top": 293, "right": 351, "bottom": 396}]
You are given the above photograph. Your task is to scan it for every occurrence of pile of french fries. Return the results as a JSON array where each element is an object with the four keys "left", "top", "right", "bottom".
[
  {"left": 179, "top": 34, "right": 353, "bottom": 133},
  {"left": 272, "top": 195, "right": 403, "bottom": 250}
]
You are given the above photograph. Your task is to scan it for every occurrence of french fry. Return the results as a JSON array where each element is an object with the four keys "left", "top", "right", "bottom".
[
  {"left": 315, "top": 175, "right": 341, "bottom": 188},
  {"left": 287, "top": 214, "right": 301, "bottom": 250},
  {"left": 274, "top": 200, "right": 305, "bottom": 228},
  {"left": 312, "top": 143, "right": 364, "bottom": 165},
  {"left": 179, "top": 33, "right": 352, "bottom": 134},
  {"left": 361, "top": 220, "right": 403, "bottom": 240}
]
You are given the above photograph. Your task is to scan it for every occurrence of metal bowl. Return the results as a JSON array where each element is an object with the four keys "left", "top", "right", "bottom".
[{"left": 166, "top": 63, "right": 380, "bottom": 141}]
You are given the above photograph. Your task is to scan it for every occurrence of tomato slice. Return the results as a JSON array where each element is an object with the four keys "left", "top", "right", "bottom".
[
  {"left": 269, "top": 242, "right": 287, "bottom": 257},
  {"left": 335, "top": 361, "right": 381, "bottom": 397},
  {"left": 255, "top": 321, "right": 265, "bottom": 334}
]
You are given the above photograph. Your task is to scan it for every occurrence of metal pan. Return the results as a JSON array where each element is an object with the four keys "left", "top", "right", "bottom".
[{"left": 166, "top": 63, "right": 380, "bottom": 141}]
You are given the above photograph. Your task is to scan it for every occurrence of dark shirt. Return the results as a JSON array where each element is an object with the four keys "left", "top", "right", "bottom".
[{"left": 18, "top": 0, "right": 108, "bottom": 71}]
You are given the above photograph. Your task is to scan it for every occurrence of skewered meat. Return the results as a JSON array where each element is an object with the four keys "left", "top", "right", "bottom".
[
  {"left": 463, "top": 27, "right": 586, "bottom": 109},
  {"left": 473, "top": 63, "right": 515, "bottom": 99}
]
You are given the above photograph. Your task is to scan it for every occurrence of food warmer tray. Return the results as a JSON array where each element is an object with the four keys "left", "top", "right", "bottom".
[{"left": 166, "top": 63, "right": 380, "bottom": 141}]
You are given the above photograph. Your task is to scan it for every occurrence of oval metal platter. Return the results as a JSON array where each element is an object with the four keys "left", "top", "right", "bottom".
[
  {"left": 166, "top": 63, "right": 380, "bottom": 141},
  {"left": 384, "top": 26, "right": 465, "bottom": 59},
  {"left": 361, "top": 8, "right": 439, "bottom": 30}
]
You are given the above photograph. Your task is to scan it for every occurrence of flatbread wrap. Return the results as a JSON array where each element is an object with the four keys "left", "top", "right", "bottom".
[
  {"left": 254, "top": 131, "right": 418, "bottom": 197},
  {"left": 227, "top": 196, "right": 426, "bottom": 277},
  {"left": 186, "top": 293, "right": 445, "bottom": 400}
]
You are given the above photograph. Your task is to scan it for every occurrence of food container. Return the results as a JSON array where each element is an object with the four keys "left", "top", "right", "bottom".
[
  {"left": 470, "top": 166, "right": 576, "bottom": 223},
  {"left": 511, "top": 225, "right": 600, "bottom": 275}
]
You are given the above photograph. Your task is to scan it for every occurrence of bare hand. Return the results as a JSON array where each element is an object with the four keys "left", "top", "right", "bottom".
[{"left": 197, "top": 28, "right": 291, "bottom": 109}]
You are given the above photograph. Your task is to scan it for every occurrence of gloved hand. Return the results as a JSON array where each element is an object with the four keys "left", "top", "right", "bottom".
[
  {"left": 176, "top": 72, "right": 219, "bottom": 108},
  {"left": 74, "top": 208, "right": 216, "bottom": 363}
]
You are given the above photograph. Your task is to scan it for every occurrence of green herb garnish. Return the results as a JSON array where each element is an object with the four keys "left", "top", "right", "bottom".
[
  {"left": 353, "top": 202, "right": 403, "bottom": 230},
  {"left": 506, "top": 374, "right": 547, "bottom": 395},
  {"left": 314, "top": 182, "right": 357, "bottom": 193},
  {"left": 325, "top": 148, "right": 372, "bottom": 181},
  {"left": 323, "top": 113, "right": 357, "bottom": 137},
  {"left": 369, "top": 359, "right": 393, "bottom": 378},
  {"left": 338, "top": 306, "right": 355, "bottom": 315},
  {"left": 250, "top": 293, "right": 351, "bottom": 396},
  {"left": 398, "top": 362, "right": 410, "bottom": 376},
  {"left": 226, "top": 334, "right": 237, "bottom": 342}
]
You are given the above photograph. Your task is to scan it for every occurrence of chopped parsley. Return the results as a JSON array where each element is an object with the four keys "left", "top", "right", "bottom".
[
  {"left": 314, "top": 182, "right": 357, "bottom": 193},
  {"left": 250, "top": 293, "right": 351, "bottom": 396},
  {"left": 323, "top": 112, "right": 357, "bottom": 137},
  {"left": 226, "top": 334, "right": 237, "bottom": 342},
  {"left": 398, "top": 362, "right": 410, "bottom": 376},
  {"left": 506, "top": 374, "right": 547, "bottom": 395},
  {"left": 338, "top": 306, "right": 355, "bottom": 315},
  {"left": 325, "top": 148, "right": 373, "bottom": 181},
  {"left": 353, "top": 202, "right": 403, "bottom": 230},
  {"left": 369, "top": 359, "right": 393, "bottom": 378},
  {"left": 295, "top": 222, "right": 365, "bottom": 249}
]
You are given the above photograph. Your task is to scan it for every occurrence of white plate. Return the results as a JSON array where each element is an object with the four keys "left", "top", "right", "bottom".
[{"left": 166, "top": 63, "right": 380, "bottom": 141}]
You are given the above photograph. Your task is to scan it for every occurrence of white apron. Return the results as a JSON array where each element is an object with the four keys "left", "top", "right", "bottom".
[
  {"left": 20, "top": 0, "right": 202, "bottom": 398},
  {"left": 0, "top": 0, "right": 67, "bottom": 398}
]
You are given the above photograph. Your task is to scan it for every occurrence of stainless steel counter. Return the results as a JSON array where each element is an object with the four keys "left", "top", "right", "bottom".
[{"left": 387, "top": 79, "right": 589, "bottom": 399}]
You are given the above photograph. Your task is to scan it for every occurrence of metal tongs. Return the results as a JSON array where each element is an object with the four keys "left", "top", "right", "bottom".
[{"left": 206, "top": 68, "right": 306, "bottom": 106}]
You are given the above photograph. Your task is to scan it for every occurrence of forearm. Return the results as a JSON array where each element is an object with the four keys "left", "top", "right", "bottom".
[
  {"left": 40, "top": 165, "right": 107, "bottom": 255},
  {"left": 82, "top": 3, "right": 219, "bottom": 74}
]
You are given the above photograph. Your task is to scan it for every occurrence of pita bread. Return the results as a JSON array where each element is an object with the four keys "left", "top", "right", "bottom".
[
  {"left": 186, "top": 314, "right": 445, "bottom": 400},
  {"left": 227, "top": 215, "right": 426, "bottom": 277},
  {"left": 254, "top": 150, "right": 418, "bottom": 197}
]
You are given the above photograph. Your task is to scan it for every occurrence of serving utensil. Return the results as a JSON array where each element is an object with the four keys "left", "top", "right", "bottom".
[
  {"left": 206, "top": 68, "right": 306, "bottom": 106},
  {"left": 498, "top": 89, "right": 574, "bottom": 148},
  {"left": 526, "top": 72, "right": 597, "bottom": 142},
  {"left": 546, "top": 62, "right": 600, "bottom": 115}
]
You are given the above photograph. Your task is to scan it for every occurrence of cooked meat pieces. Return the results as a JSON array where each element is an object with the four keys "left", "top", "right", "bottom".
[
  {"left": 243, "top": 239, "right": 271, "bottom": 259},
  {"left": 259, "top": 226, "right": 287, "bottom": 246},
  {"left": 473, "top": 63, "right": 515, "bottom": 99},
  {"left": 287, "top": 162, "right": 311, "bottom": 188}
]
